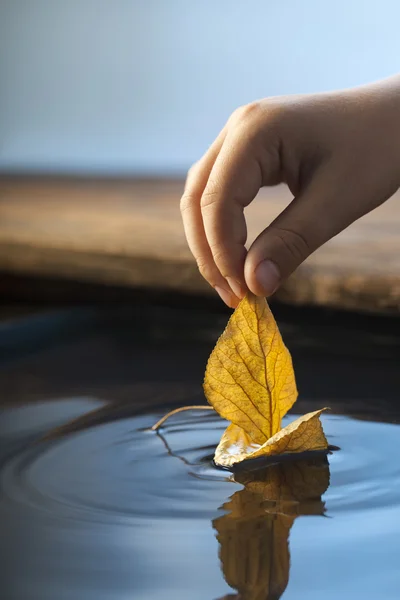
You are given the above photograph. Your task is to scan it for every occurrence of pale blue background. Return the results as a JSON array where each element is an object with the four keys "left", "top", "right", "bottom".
[{"left": 1, "top": 0, "right": 399, "bottom": 174}]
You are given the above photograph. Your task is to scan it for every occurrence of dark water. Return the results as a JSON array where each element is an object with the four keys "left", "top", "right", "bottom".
[{"left": 1, "top": 304, "right": 400, "bottom": 599}]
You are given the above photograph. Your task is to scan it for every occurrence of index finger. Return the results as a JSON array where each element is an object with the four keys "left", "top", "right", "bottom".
[
  {"left": 180, "top": 129, "right": 240, "bottom": 308},
  {"left": 200, "top": 130, "right": 264, "bottom": 298}
]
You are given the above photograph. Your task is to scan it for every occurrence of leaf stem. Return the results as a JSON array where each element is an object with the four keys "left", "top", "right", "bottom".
[{"left": 151, "top": 405, "right": 215, "bottom": 431}]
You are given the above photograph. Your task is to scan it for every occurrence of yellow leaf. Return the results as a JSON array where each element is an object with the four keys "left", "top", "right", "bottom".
[
  {"left": 203, "top": 293, "right": 298, "bottom": 444},
  {"left": 151, "top": 293, "right": 328, "bottom": 467},
  {"left": 203, "top": 293, "right": 329, "bottom": 467},
  {"left": 215, "top": 409, "right": 328, "bottom": 468},
  {"left": 213, "top": 458, "right": 329, "bottom": 599}
]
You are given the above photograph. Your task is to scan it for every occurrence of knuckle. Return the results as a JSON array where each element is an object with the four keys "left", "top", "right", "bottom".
[
  {"left": 228, "top": 99, "right": 290, "bottom": 133},
  {"left": 228, "top": 106, "right": 245, "bottom": 125},
  {"left": 230, "top": 101, "right": 262, "bottom": 125},
  {"left": 240, "top": 101, "right": 262, "bottom": 119},
  {"left": 208, "top": 242, "right": 229, "bottom": 274},
  {"left": 200, "top": 182, "right": 222, "bottom": 210},
  {"left": 180, "top": 192, "right": 194, "bottom": 214},
  {"left": 213, "top": 251, "right": 228, "bottom": 274},
  {"left": 273, "top": 227, "right": 311, "bottom": 262},
  {"left": 196, "top": 258, "right": 213, "bottom": 282},
  {"left": 209, "top": 240, "right": 224, "bottom": 258}
]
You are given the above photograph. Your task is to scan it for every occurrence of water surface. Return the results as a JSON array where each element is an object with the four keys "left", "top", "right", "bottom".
[
  {"left": 2, "top": 402, "right": 400, "bottom": 600},
  {"left": 1, "top": 305, "right": 399, "bottom": 599}
]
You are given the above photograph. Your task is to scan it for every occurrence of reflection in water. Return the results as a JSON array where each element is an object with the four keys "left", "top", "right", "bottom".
[
  {"left": 46, "top": 407, "right": 330, "bottom": 600},
  {"left": 1, "top": 306, "right": 400, "bottom": 600},
  {"left": 3, "top": 402, "right": 400, "bottom": 599},
  {"left": 214, "top": 458, "right": 330, "bottom": 600}
]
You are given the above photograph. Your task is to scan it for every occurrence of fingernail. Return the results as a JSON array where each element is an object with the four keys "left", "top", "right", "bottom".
[
  {"left": 215, "top": 286, "right": 234, "bottom": 308},
  {"left": 226, "top": 277, "right": 245, "bottom": 300},
  {"left": 255, "top": 260, "right": 281, "bottom": 296}
]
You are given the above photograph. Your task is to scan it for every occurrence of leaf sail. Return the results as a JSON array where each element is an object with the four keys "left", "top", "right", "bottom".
[
  {"left": 203, "top": 293, "right": 328, "bottom": 468},
  {"left": 203, "top": 294, "right": 298, "bottom": 444}
]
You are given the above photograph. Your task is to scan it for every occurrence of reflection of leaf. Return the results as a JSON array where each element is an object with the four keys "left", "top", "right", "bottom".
[
  {"left": 203, "top": 294, "right": 328, "bottom": 467},
  {"left": 234, "top": 456, "right": 330, "bottom": 516},
  {"left": 214, "top": 458, "right": 330, "bottom": 600}
]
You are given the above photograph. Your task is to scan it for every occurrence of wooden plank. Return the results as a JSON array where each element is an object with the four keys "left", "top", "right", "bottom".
[{"left": 0, "top": 176, "right": 399, "bottom": 313}]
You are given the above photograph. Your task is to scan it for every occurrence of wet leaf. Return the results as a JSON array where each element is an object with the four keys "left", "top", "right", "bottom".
[
  {"left": 215, "top": 409, "right": 328, "bottom": 468},
  {"left": 203, "top": 294, "right": 328, "bottom": 467},
  {"left": 214, "top": 458, "right": 329, "bottom": 600}
]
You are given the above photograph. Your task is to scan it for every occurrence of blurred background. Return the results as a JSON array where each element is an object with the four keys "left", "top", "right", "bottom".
[
  {"left": 0, "top": 0, "right": 399, "bottom": 405},
  {"left": 1, "top": 0, "right": 400, "bottom": 175},
  {"left": 1, "top": 0, "right": 400, "bottom": 314}
]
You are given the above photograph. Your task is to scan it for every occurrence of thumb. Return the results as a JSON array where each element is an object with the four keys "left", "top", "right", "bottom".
[{"left": 244, "top": 171, "right": 358, "bottom": 296}]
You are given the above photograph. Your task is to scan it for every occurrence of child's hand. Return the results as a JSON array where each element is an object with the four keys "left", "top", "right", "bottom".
[{"left": 180, "top": 75, "right": 400, "bottom": 307}]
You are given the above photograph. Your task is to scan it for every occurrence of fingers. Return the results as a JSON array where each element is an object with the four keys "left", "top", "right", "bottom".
[
  {"left": 180, "top": 129, "right": 239, "bottom": 308},
  {"left": 200, "top": 129, "right": 264, "bottom": 300},
  {"left": 182, "top": 91, "right": 397, "bottom": 304},
  {"left": 244, "top": 165, "right": 368, "bottom": 296},
  {"left": 181, "top": 102, "right": 284, "bottom": 307}
]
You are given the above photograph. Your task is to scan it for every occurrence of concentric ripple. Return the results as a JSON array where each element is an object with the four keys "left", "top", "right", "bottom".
[
  {"left": 2, "top": 405, "right": 400, "bottom": 524},
  {"left": 0, "top": 409, "right": 232, "bottom": 523}
]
